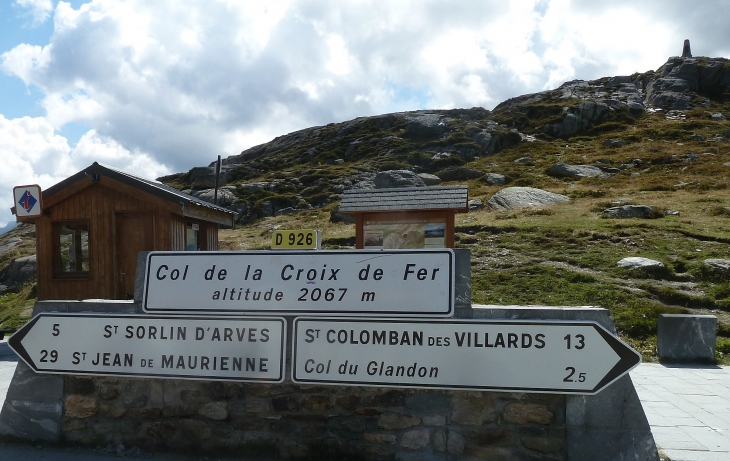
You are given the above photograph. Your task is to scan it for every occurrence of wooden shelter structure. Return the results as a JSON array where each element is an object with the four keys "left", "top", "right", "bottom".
[
  {"left": 338, "top": 185, "right": 468, "bottom": 249},
  {"left": 13, "top": 162, "right": 235, "bottom": 301}
]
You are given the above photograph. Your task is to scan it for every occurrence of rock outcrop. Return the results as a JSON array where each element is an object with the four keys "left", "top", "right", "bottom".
[
  {"left": 482, "top": 173, "right": 507, "bottom": 186},
  {"left": 486, "top": 187, "right": 569, "bottom": 211},
  {"left": 704, "top": 259, "right": 730, "bottom": 274},
  {"left": 416, "top": 173, "right": 442, "bottom": 185},
  {"left": 0, "top": 254, "right": 36, "bottom": 294},
  {"left": 374, "top": 170, "right": 425, "bottom": 188},
  {"left": 617, "top": 257, "right": 665, "bottom": 270},
  {"left": 547, "top": 162, "right": 613, "bottom": 179},
  {"left": 543, "top": 101, "right": 610, "bottom": 137},
  {"left": 435, "top": 167, "right": 484, "bottom": 181},
  {"left": 603, "top": 205, "right": 662, "bottom": 219},
  {"left": 405, "top": 113, "right": 450, "bottom": 138},
  {"left": 155, "top": 44, "right": 730, "bottom": 226},
  {"left": 645, "top": 56, "right": 730, "bottom": 110}
]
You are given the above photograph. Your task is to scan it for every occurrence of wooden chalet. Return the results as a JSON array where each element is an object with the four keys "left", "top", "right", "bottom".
[
  {"left": 13, "top": 162, "right": 236, "bottom": 301},
  {"left": 338, "top": 185, "right": 468, "bottom": 249}
]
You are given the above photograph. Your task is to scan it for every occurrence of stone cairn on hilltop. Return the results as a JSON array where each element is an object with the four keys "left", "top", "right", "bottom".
[{"left": 681, "top": 39, "right": 692, "bottom": 58}]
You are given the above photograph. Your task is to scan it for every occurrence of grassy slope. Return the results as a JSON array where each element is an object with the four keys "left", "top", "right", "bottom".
[{"left": 0, "top": 224, "right": 38, "bottom": 330}]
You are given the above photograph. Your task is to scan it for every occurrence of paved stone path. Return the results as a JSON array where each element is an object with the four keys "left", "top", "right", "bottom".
[
  {"left": 0, "top": 343, "right": 728, "bottom": 461},
  {"left": 630, "top": 363, "right": 730, "bottom": 461}
]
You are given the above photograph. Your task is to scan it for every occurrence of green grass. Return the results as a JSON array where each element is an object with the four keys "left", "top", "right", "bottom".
[{"left": 0, "top": 283, "right": 36, "bottom": 330}]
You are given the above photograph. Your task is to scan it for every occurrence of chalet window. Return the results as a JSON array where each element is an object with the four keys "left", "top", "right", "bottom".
[
  {"left": 186, "top": 222, "right": 199, "bottom": 251},
  {"left": 54, "top": 221, "right": 90, "bottom": 277}
]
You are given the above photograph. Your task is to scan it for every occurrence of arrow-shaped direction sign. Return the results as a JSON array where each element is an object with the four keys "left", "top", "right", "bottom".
[
  {"left": 142, "top": 250, "right": 454, "bottom": 316},
  {"left": 292, "top": 318, "right": 641, "bottom": 394},
  {"left": 9, "top": 314, "right": 286, "bottom": 383}
]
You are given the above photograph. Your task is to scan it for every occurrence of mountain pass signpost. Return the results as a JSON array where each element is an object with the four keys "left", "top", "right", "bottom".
[
  {"left": 8, "top": 314, "right": 286, "bottom": 383},
  {"left": 9, "top": 248, "right": 641, "bottom": 396},
  {"left": 142, "top": 250, "right": 454, "bottom": 316},
  {"left": 292, "top": 318, "right": 641, "bottom": 394}
]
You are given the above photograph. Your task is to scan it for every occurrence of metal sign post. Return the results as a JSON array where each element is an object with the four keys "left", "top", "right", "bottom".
[
  {"left": 292, "top": 318, "right": 641, "bottom": 394},
  {"left": 142, "top": 250, "right": 454, "bottom": 316},
  {"left": 8, "top": 314, "right": 286, "bottom": 383}
]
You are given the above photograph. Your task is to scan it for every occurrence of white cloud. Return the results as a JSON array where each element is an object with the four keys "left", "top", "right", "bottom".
[
  {"left": 13, "top": 0, "right": 54, "bottom": 25},
  {"left": 0, "top": 114, "right": 74, "bottom": 228},
  {"left": 0, "top": 43, "right": 51, "bottom": 83},
  {"left": 72, "top": 130, "right": 171, "bottom": 179},
  {"left": 0, "top": 114, "right": 170, "bottom": 229}
]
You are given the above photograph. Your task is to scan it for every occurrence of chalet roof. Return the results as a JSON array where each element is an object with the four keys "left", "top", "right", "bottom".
[
  {"left": 16, "top": 162, "right": 236, "bottom": 226},
  {"left": 338, "top": 185, "right": 468, "bottom": 213}
]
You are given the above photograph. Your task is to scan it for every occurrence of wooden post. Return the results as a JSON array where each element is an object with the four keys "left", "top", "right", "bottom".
[{"left": 213, "top": 155, "right": 221, "bottom": 206}]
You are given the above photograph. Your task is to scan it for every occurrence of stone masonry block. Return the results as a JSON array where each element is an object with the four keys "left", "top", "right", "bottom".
[
  {"left": 0, "top": 399, "right": 62, "bottom": 442},
  {"left": 5, "top": 361, "right": 64, "bottom": 402},
  {"left": 134, "top": 251, "right": 150, "bottom": 304},
  {"left": 67, "top": 300, "right": 137, "bottom": 314},
  {"left": 657, "top": 314, "right": 717, "bottom": 363},
  {"left": 567, "top": 375, "right": 658, "bottom": 461},
  {"left": 0, "top": 362, "right": 64, "bottom": 442}
]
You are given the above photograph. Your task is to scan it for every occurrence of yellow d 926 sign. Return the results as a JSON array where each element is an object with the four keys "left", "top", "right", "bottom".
[{"left": 272, "top": 230, "right": 320, "bottom": 249}]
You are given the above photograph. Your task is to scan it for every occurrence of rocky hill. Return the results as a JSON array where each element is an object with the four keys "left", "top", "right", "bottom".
[
  {"left": 159, "top": 52, "right": 730, "bottom": 224},
  {"left": 2, "top": 48, "right": 730, "bottom": 360}
]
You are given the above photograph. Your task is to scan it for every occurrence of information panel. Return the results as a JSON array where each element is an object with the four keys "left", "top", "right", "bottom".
[
  {"left": 143, "top": 250, "right": 454, "bottom": 316},
  {"left": 292, "top": 318, "right": 641, "bottom": 395},
  {"left": 9, "top": 314, "right": 286, "bottom": 383}
]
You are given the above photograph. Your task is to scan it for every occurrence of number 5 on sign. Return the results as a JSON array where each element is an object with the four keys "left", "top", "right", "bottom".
[{"left": 272, "top": 230, "right": 320, "bottom": 250}]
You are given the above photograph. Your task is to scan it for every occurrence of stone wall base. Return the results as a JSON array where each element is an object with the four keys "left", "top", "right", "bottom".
[{"left": 0, "top": 299, "right": 658, "bottom": 460}]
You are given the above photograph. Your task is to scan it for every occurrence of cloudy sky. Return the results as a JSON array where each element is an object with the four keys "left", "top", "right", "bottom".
[{"left": 2, "top": 0, "right": 730, "bottom": 231}]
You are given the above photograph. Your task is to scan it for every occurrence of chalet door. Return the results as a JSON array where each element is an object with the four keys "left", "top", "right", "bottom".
[{"left": 115, "top": 212, "right": 155, "bottom": 299}]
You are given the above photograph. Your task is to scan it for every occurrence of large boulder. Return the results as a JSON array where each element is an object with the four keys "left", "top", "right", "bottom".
[
  {"left": 435, "top": 167, "right": 484, "bottom": 181},
  {"left": 416, "top": 173, "right": 442, "bottom": 185},
  {"left": 544, "top": 101, "right": 609, "bottom": 137},
  {"left": 0, "top": 237, "right": 21, "bottom": 257},
  {"left": 486, "top": 187, "right": 569, "bottom": 211},
  {"left": 193, "top": 187, "right": 237, "bottom": 206},
  {"left": 0, "top": 254, "right": 36, "bottom": 294},
  {"left": 405, "top": 113, "right": 449, "bottom": 138},
  {"left": 617, "top": 257, "right": 665, "bottom": 270},
  {"left": 603, "top": 205, "right": 662, "bottom": 219},
  {"left": 472, "top": 130, "right": 521, "bottom": 155},
  {"left": 704, "top": 259, "right": 730, "bottom": 275},
  {"left": 473, "top": 131, "right": 500, "bottom": 155},
  {"left": 330, "top": 205, "right": 356, "bottom": 224},
  {"left": 547, "top": 162, "right": 612, "bottom": 179},
  {"left": 482, "top": 173, "right": 507, "bottom": 186},
  {"left": 374, "top": 170, "right": 426, "bottom": 188}
]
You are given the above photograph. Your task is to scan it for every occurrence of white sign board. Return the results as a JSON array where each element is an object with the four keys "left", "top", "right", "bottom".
[
  {"left": 13, "top": 184, "right": 43, "bottom": 218},
  {"left": 9, "top": 314, "right": 286, "bottom": 383},
  {"left": 143, "top": 250, "right": 454, "bottom": 316},
  {"left": 292, "top": 318, "right": 641, "bottom": 394}
]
